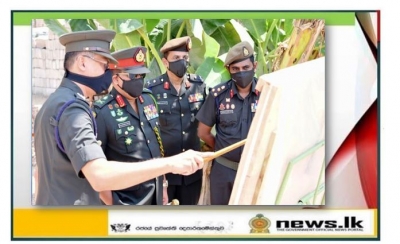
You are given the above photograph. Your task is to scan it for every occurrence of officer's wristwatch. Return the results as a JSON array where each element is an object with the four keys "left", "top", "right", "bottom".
[{"left": 163, "top": 180, "right": 168, "bottom": 188}]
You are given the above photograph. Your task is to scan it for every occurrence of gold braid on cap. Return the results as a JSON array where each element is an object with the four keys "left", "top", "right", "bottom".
[{"left": 153, "top": 126, "right": 164, "bottom": 157}]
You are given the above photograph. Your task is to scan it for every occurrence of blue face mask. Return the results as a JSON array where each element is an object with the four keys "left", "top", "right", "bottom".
[{"left": 65, "top": 69, "right": 113, "bottom": 94}]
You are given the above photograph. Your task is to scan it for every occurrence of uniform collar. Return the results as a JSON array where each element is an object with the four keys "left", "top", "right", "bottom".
[
  {"left": 230, "top": 77, "right": 258, "bottom": 97},
  {"left": 59, "top": 77, "right": 85, "bottom": 95}
]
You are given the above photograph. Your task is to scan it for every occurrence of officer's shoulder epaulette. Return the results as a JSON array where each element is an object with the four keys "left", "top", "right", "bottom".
[
  {"left": 145, "top": 76, "right": 164, "bottom": 89},
  {"left": 187, "top": 73, "right": 204, "bottom": 83},
  {"left": 93, "top": 94, "right": 114, "bottom": 109},
  {"left": 142, "top": 88, "right": 153, "bottom": 94},
  {"left": 209, "top": 81, "right": 230, "bottom": 97}
]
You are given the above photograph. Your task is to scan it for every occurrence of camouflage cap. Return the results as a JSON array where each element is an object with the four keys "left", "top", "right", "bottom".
[
  {"left": 59, "top": 30, "right": 118, "bottom": 64},
  {"left": 224, "top": 41, "right": 254, "bottom": 66},
  {"left": 160, "top": 36, "right": 192, "bottom": 54},
  {"left": 111, "top": 47, "right": 150, "bottom": 74}
]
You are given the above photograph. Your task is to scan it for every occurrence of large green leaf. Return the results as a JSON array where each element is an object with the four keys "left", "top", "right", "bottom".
[
  {"left": 200, "top": 19, "right": 230, "bottom": 35},
  {"left": 283, "top": 19, "right": 294, "bottom": 36},
  {"left": 203, "top": 32, "right": 219, "bottom": 57},
  {"left": 68, "top": 19, "right": 94, "bottom": 31},
  {"left": 43, "top": 19, "right": 68, "bottom": 36},
  {"left": 170, "top": 19, "right": 187, "bottom": 38},
  {"left": 146, "top": 58, "right": 163, "bottom": 81},
  {"left": 210, "top": 21, "right": 241, "bottom": 56},
  {"left": 95, "top": 19, "right": 111, "bottom": 29},
  {"left": 144, "top": 19, "right": 160, "bottom": 33},
  {"left": 189, "top": 30, "right": 220, "bottom": 70},
  {"left": 112, "top": 32, "right": 141, "bottom": 51},
  {"left": 239, "top": 19, "right": 267, "bottom": 42},
  {"left": 188, "top": 36, "right": 205, "bottom": 70},
  {"left": 109, "top": 19, "right": 143, "bottom": 34},
  {"left": 196, "top": 57, "right": 231, "bottom": 88},
  {"left": 87, "top": 19, "right": 98, "bottom": 30}
]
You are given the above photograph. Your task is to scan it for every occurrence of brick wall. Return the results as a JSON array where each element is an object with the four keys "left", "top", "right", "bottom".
[{"left": 32, "top": 19, "right": 66, "bottom": 106}]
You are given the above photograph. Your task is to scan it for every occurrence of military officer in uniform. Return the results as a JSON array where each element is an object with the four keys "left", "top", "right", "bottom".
[
  {"left": 196, "top": 41, "right": 260, "bottom": 205},
  {"left": 145, "top": 36, "right": 206, "bottom": 205},
  {"left": 94, "top": 47, "right": 168, "bottom": 205},
  {"left": 34, "top": 30, "right": 209, "bottom": 206}
]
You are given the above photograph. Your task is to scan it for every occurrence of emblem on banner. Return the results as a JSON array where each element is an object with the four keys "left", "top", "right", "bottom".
[
  {"left": 110, "top": 223, "right": 131, "bottom": 233},
  {"left": 249, "top": 214, "right": 271, "bottom": 233}
]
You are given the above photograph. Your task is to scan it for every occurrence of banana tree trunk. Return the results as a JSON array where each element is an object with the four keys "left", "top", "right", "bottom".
[{"left": 272, "top": 19, "right": 325, "bottom": 72}]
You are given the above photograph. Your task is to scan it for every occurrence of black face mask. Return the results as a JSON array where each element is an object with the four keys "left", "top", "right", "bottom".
[
  {"left": 65, "top": 69, "right": 113, "bottom": 94},
  {"left": 168, "top": 59, "right": 188, "bottom": 78},
  {"left": 231, "top": 70, "right": 255, "bottom": 88},
  {"left": 119, "top": 76, "right": 144, "bottom": 98}
]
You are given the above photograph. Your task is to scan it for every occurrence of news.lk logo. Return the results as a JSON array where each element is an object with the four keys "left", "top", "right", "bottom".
[{"left": 275, "top": 216, "right": 364, "bottom": 232}]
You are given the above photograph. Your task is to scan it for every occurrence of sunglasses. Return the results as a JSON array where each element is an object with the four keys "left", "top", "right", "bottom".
[{"left": 82, "top": 55, "right": 109, "bottom": 70}]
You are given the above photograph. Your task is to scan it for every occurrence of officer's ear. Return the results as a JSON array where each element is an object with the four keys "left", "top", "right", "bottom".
[
  {"left": 162, "top": 57, "right": 169, "bottom": 68},
  {"left": 253, "top": 61, "right": 258, "bottom": 70},
  {"left": 76, "top": 55, "right": 86, "bottom": 71},
  {"left": 225, "top": 65, "right": 231, "bottom": 73}
]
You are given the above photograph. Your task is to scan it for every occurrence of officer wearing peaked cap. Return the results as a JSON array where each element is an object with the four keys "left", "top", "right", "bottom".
[
  {"left": 94, "top": 46, "right": 167, "bottom": 205},
  {"left": 196, "top": 41, "right": 260, "bottom": 205},
  {"left": 145, "top": 36, "right": 207, "bottom": 205},
  {"left": 34, "top": 30, "right": 210, "bottom": 206}
]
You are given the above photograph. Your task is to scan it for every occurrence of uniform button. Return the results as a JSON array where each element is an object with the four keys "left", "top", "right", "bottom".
[
  {"left": 179, "top": 97, "right": 182, "bottom": 100},
  {"left": 147, "top": 140, "right": 150, "bottom": 144},
  {"left": 160, "top": 110, "right": 164, "bottom": 113},
  {"left": 182, "top": 149, "right": 185, "bottom": 152},
  {"left": 141, "top": 122, "right": 144, "bottom": 126},
  {"left": 125, "top": 131, "right": 128, "bottom": 135},
  {"left": 156, "top": 121, "right": 158, "bottom": 125},
  {"left": 181, "top": 113, "right": 184, "bottom": 117},
  {"left": 182, "top": 131, "right": 185, "bottom": 135}
]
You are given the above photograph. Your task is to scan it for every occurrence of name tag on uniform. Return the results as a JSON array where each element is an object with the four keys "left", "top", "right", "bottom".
[
  {"left": 157, "top": 101, "right": 168, "bottom": 105},
  {"left": 188, "top": 93, "right": 204, "bottom": 103},
  {"left": 144, "top": 104, "right": 159, "bottom": 120},
  {"left": 118, "top": 121, "right": 131, "bottom": 128},
  {"left": 220, "top": 110, "right": 234, "bottom": 115}
]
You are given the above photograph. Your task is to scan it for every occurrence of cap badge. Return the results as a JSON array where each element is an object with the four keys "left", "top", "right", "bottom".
[
  {"left": 135, "top": 49, "right": 145, "bottom": 62},
  {"left": 243, "top": 47, "right": 249, "bottom": 56}
]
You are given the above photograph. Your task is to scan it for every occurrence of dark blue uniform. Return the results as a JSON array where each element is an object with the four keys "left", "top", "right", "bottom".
[
  {"left": 195, "top": 78, "right": 259, "bottom": 205},
  {"left": 34, "top": 78, "right": 105, "bottom": 205},
  {"left": 93, "top": 88, "right": 163, "bottom": 205},
  {"left": 145, "top": 73, "right": 206, "bottom": 205}
]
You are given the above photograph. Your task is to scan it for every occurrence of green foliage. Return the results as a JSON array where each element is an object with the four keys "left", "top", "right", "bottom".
[{"left": 43, "top": 18, "right": 325, "bottom": 88}]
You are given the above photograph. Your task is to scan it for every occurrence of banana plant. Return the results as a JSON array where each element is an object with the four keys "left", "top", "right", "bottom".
[{"left": 43, "top": 18, "right": 325, "bottom": 88}]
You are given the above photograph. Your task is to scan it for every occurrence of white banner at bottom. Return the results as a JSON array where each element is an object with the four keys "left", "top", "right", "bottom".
[{"left": 108, "top": 209, "right": 376, "bottom": 237}]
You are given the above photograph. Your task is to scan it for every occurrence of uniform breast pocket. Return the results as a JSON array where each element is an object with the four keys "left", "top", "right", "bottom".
[
  {"left": 158, "top": 104, "right": 171, "bottom": 126},
  {"left": 219, "top": 113, "right": 237, "bottom": 128},
  {"left": 115, "top": 128, "right": 137, "bottom": 153}
]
